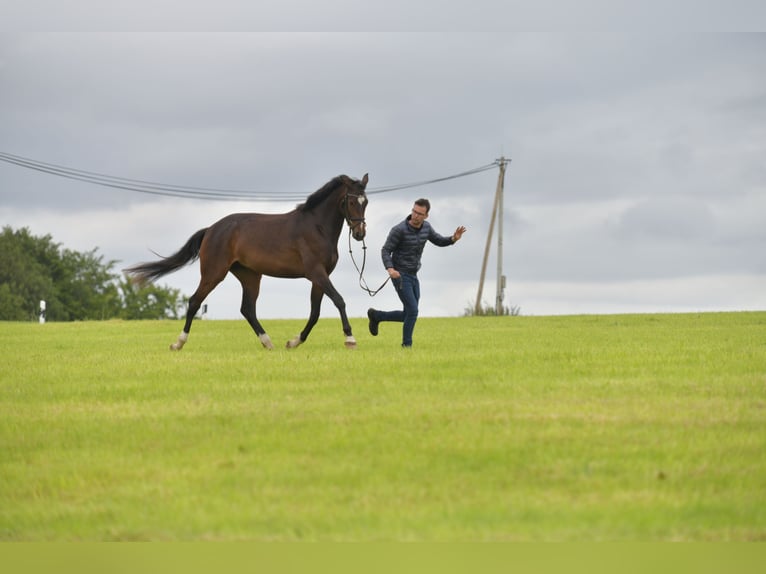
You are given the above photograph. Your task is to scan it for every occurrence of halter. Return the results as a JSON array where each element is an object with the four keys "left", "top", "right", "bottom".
[{"left": 340, "top": 191, "right": 367, "bottom": 232}]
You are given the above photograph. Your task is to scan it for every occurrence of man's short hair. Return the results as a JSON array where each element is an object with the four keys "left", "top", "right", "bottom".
[{"left": 415, "top": 198, "right": 431, "bottom": 213}]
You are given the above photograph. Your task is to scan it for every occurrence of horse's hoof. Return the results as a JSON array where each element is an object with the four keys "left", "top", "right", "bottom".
[
  {"left": 344, "top": 336, "right": 357, "bottom": 350},
  {"left": 170, "top": 332, "right": 187, "bottom": 351},
  {"left": 259, "top": 334, "right": 274, "bottom": 350},
  {"left": 286, "top": 336, "right": 302, "bottom": 349}
]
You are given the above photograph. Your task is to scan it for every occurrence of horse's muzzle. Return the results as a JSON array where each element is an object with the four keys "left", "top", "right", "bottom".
[{"left": 351, "top": 222, "right": 366, "bottom": 241}]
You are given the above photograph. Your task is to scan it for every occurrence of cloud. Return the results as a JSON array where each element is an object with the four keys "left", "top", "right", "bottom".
[
  {"left": 617, "top": 197, "right": 716, "bottom": 241},
  {"left": 4, "top": 1, "right": 766, "bottom": 32},
  {"left": 509, "top": 274, "right": 766, "bottom": 316},
  {"left": 1, "top": 30, "right": 765, "bottom": 320}
]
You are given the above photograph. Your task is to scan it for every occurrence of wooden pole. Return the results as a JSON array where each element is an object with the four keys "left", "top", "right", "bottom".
[
  {"left": 475, "top": 160, "right": 503, "bottom": 314},
  {"left": 495, "top": 158, "right": 506, "bottom": 315}
]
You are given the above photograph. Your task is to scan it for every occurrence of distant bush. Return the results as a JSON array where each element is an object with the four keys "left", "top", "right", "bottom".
[{"left": 463, "top": 299, "right": 521, "bottom": 317}]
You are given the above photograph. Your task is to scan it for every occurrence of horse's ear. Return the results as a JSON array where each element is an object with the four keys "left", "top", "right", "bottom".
[{"left": 361, "top": 173, "right": 369, "bottom": 187}]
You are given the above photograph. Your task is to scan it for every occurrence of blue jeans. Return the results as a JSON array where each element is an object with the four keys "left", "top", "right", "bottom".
[{"left": 377, "top": 273, "right": 420, "bottom": 347}]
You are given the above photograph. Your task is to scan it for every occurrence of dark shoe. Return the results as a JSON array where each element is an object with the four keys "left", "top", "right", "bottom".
[{"left": 367, "top": 308, "right": 379, "bottom": 336}]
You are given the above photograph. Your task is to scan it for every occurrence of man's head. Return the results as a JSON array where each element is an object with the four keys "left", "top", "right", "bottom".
[{"left": 410, "top": 198, "right": 430, "bottom": 228}]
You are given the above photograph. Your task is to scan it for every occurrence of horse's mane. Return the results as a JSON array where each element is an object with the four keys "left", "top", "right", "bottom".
[{"left": 296, "top": 176, "right": 347, "bottom": 212}]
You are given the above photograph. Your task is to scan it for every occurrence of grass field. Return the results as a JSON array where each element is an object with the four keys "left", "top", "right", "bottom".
[{"left": 1, "top": 312, "right": 765, "bottom": 541}]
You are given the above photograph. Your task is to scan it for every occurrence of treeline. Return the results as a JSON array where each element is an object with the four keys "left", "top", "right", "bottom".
[{"left": 0, "top": 226, "right": 185, "bottom": 321}]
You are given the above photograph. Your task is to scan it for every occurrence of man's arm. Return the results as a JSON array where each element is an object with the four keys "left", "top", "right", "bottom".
[{"left": 429, "top": 225, "right": 466, "bottom": 246}]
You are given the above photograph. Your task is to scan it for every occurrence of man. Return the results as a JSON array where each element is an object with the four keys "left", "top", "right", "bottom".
[{"left": 368, "top": 198, "right": 467, "bottom": 348}]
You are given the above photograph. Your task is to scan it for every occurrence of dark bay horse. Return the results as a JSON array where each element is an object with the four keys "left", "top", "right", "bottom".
[{"left": 125, "top": 173, "right": 369, "bottom": 350}]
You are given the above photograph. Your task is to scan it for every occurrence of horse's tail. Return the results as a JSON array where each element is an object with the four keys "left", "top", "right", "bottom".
[{"left": 124, "top": 228, "right": 207, "bottom": 286}]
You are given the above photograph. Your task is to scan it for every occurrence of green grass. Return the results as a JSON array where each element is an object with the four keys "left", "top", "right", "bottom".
[{"left": 1, "top": 312, "right": 765, "bottom": 541}]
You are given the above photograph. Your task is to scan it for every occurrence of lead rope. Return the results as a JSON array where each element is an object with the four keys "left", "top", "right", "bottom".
[{"left": 348, "top": 228, "right": 390, "bottom": 296}]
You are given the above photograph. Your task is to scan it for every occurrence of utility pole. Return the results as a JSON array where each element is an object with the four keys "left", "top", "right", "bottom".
[
  {"left": 475, "top": 157, "right": 510, "bottom": 315},
  {"left": 495, "top": 158, "right": 507, "bottom": 315}
]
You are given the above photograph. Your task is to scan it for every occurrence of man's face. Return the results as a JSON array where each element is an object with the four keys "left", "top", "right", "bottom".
[{"left": 410, "top": 204, "right": 428, "bottom": 228}]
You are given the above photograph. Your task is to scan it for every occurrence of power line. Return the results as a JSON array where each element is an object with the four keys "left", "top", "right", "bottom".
[
  {"left": 0, "top": 151, "right": 298, "bottom": 201},
  {"left": 366, "top": 162, "right": 498, "bottom": 194},
  {"left": 0, "top": 151, "right": 501, "bottom": 202}
]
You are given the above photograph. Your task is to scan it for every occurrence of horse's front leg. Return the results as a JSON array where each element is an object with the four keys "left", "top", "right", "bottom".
[{"left": 286, "top": 278, "right": 355, "bottom": 349}]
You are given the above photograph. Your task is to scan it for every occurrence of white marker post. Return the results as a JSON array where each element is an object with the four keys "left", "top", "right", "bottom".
[{"left": 39, "top": 300, "right": 46, "bottom": 324}]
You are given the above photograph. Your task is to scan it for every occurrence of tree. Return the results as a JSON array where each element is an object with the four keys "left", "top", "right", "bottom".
[
  {"left": 0, "top": 282, "right": 27, "bottom": 321},
  {"left": 0, "top": 226, "right": 185, "bottom": 321},
  {"left": 0, "top": 227, "right": 57, "bottom": 320},
  {"left": 57, "top": 247, "right": 123, "bottom": 320},
  {"left": 117, "top": 275, "right": 185, "bottom": 320}
]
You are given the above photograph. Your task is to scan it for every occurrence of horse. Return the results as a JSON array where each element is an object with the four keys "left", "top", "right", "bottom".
[{"left": 125, "top": 173, "right": 369, "bottom": 351}]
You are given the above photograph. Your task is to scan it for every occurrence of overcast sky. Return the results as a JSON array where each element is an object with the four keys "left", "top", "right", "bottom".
[{"left": 1, "top": 5, "right": 765, "bottom": 321}]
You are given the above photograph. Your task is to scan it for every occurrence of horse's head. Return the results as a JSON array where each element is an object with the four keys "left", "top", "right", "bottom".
[{"left": 341, "top": 173, "right": 369, "bottom": 241}]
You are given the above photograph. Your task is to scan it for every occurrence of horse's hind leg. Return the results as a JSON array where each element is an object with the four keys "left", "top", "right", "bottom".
[
  {"left": 170, "top": 261, "right": 229, "bottom": 351},
  {"left": 286, "top": 283, "right": 324, "bottom": 349},
  {"left": 232, "top": 265, "right": 273, "bottom": 350},
  {"left": 171, "top": 284, "right": 209, "bottom": 351}
]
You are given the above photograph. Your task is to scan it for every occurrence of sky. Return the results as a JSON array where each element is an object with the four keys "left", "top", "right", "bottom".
[{"left": 1, "top": 3, "right": 765, "bottom": 322}]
